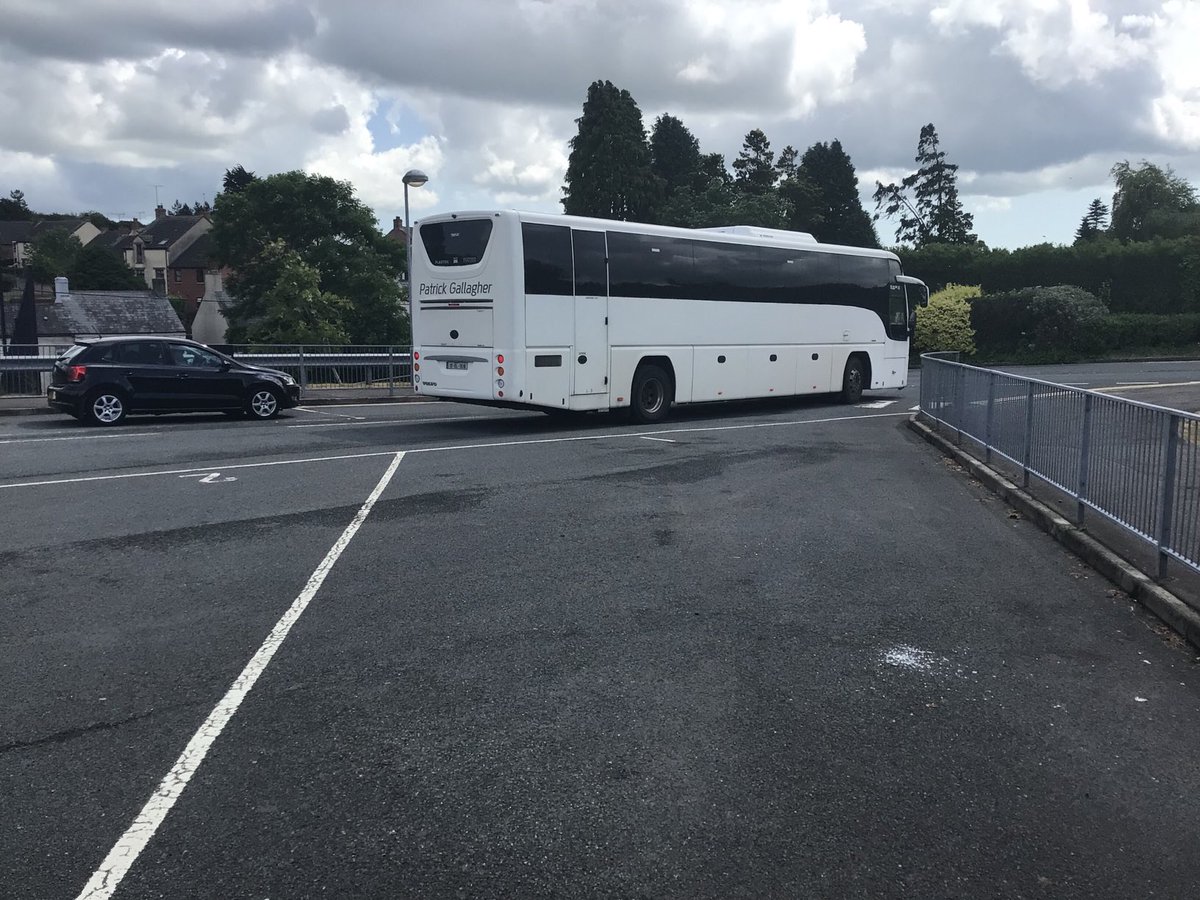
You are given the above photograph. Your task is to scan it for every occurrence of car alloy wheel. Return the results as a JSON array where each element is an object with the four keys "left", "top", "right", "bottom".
[{"left": 248, "top": 388, "right": 280, "bottom": 419}]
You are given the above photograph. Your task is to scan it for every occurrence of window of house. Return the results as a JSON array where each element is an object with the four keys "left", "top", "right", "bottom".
[
  {"left": 195, "top": 268, "right": 204, "bottom": 283},
  {"left": 135, "top": 244, "right": 144, "bottom": 265},
  {"left": 173, "top": 269, "right": 183, "bottom": 283}
]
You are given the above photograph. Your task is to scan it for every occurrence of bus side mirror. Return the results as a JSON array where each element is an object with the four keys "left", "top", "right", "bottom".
[{"left": 919, "top": 287, "right": 930, "bottom": 307}]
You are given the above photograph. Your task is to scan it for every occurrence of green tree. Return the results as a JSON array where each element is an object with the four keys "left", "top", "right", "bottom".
[
  {"left": 68, "top": 244, "right": 144, "bottom": 290},
  {"left": 0, "top": 189, "right": 31, "bottom": 220},
  {"left": 727, "top": 190, "right": 792, "bottom": 229},
  {"left": 1109, "top": 160, "right": 1199, "bottom": 241},
  {"left": 873, "top": 123, "right": 975, "bottom": 246},
  {"left": 649, "top": 114, "right": 701, "bottom": 205},
  {"left": 236, "top": 242, "right": 350, "bottom": 345},
  {"left": 795, "top": 140, "right": 878, "bottom": 247},
  {"left": 776, "top": 145, "right": 799, "bottom": 181},
  {"left": 732, "top": 128, "right": 776, "bottom": 194},
  {"left": 562, "top": 80, "right": 659, "bottom": 220},
  {"left": 214, "top": 170, "right": 407, "bottom": 344},
  {"left": 1074, "top": 198, "right": 1109, "bottom": 243},
  {"left": 914, "top": 283, "right": 977, "bottom": 355},
  {"left": 28, "top": 228, "right": 82, "bottom": 282},
  {"left": 222, "top": 165, "right": 258, "bottom": 195},
  {"left": 169, "top": 200, "right": 193, "bottom": 216}
]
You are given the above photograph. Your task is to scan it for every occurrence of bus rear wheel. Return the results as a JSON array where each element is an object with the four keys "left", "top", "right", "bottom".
[
  {"left": 631, "top": 364, "right": 673, "bottom": 424},
  {"left": 841, "top": 357, "right": 866, "bottom": 404}
]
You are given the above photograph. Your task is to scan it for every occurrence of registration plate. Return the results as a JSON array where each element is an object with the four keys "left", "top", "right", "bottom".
[{"left": 446, "top": 361, "right": 469, "bottom": 371}]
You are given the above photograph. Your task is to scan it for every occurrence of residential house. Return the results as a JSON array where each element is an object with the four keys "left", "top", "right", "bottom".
[
  {"left": 0, "top": 217, "right": 101, "bottom": 270},
  {"left": 125, "top": 206, "right": 211, "bottom": 294},
  {"left": 166, "top": 232, "right": 225, "bottom": 326},
  {"left": 1, "top": 276, "right": 185, "bottom": 351}
]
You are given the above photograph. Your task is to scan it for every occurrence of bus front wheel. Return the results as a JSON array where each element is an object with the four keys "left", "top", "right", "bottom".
[
  {"left": 841, "top": 357, "right": 866, "bottom": 404},
  {"left": 631, "top": 364, "right": 673, "bottom": 424}
]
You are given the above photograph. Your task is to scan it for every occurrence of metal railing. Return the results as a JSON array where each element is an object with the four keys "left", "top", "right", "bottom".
[
  {"left": 0, "top": 344, "right": 413, "bottom": 398},
  {"left": 919, "top": 352, "right": 1200, "bottom": 578}
]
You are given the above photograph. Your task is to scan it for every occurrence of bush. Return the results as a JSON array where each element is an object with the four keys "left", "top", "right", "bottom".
[
  {"left": 971, "top": 285, "right": 1108, "bottom": 358},
  {"left": 1078, "top": 313, "right": 1200, "bottom": 355},
  {"left": 914, "top": 283, "right": 977, "bottom": 355}
]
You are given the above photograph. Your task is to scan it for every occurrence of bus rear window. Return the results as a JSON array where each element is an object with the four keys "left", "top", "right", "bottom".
[{"left": 420, "top": 220, "right": 493, "bottom": 267}]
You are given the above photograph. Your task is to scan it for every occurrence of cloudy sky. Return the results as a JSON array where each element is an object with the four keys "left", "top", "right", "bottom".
[{"left": 0, "top": 0, "right": 1196, "bottom": 249}]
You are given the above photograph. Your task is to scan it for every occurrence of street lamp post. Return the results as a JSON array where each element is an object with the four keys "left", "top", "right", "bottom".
[{"left": 402, "top": 169, "right": 429, "bottom": 329}]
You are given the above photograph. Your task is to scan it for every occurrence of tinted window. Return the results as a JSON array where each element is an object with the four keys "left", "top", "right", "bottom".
[
  {"left": 522, "top": 223, "right": 573, "bottom": 296},
  {"left": 58, "top": 344, "right": 88, "bottom": 362},
  {"left": 89, "top": 341, "right": 166, "bottom": 365},
  {"left": 420, "top": 219, "right": 493, "bottom": 267},
  {"left": 608, "top": 232, "right": 693, "bottom": 299},
  {"left": 169, "top": 344, "right": 224, "bottom": 368},
  {"left": 692, "top": 241, "right": 762, "bottom": 302},
  {"left": 572, "top": 230, "right": 607, "bottom": 296}
]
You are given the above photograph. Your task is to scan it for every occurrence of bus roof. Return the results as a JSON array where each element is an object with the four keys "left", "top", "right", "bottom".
[{"left": 414, "top": 209, "right": 901, "bottom": 263}]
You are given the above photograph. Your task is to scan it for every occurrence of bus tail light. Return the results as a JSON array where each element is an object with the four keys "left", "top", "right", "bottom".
[
  {"left": 496, "top": 354, "right": 504, "bottom": 364},
  {"left": 413, "top": 351, "right": 420, "bottom": 360},
  {"left": 496, "top": 366, "right": 504, "bottom": 376},
  {"left": 496, "top": 379, "right": 505, "bottom": 388},
  {"left": 413, "top": 363, "right": 420, "bottom": 372}
]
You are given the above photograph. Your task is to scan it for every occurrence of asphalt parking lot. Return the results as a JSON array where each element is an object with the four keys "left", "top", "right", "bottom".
[{"left": 3, "top": 377, "right": 1200, "bottom": 899}]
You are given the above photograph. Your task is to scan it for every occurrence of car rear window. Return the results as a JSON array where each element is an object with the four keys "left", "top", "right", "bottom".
[
  {"left": 420, "top": 219, "right": 493, "bottom": 267},
  {"left": 57, "top": 344, "right": 88, "bottom": 362}
]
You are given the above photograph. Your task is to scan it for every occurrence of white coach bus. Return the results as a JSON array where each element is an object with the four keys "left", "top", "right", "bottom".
[{"left": 410, "top": 210, "right": 928, "bottom": 423}]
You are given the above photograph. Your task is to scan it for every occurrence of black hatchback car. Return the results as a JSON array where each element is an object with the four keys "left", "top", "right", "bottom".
[{"left": 47, "top": 337, "right": 302, "bottom": 425}]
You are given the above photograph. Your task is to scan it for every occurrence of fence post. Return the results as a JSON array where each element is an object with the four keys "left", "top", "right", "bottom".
[
  {"left": 1156, "top": 414, "right": 1180, "bottom": 580},
  {"left": 388, "top": 346, "right": 395, "bottom": 397},
  {"left": 953, "top": 364, "right": 965, "bottom": 446},
  {"left": 984, "top": 374, "right": 996, "bottom": 464},
  {"left": 1022, "top": 382, "right": 1035, "bottom": 489},
  {"left": 298, "top": 346, "right": 308, "bottom": 394},
  {"left": 1076, "top": 393, "right": 1093, "bottom": 526}
]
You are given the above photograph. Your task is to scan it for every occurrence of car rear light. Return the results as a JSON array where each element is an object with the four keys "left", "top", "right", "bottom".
[{"left": 66, "top": 365, "right": 87, "bottom": 382}]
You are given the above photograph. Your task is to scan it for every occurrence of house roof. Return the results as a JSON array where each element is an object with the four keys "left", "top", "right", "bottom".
[
  {"left": 1, "top": 291, "right": 184, "bottom": 340},
  {"left": 0, "top": 220, "right": 34, "bottom": 244},
  {"left": 170, "top": 232, "right": 216, "bottom": 268},
  {"left": 32, "top": 217, "right": 88, "bottom": 238},
  {"left": 137, "top": 215, "right": 209, "bottom": 249},
  {"left": 90, "top": 230, "right": 132, "bottom": 252}
]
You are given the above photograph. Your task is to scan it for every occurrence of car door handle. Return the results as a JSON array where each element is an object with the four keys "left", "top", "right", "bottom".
[{"left": 176, "top": 373, "right": 190, "bottom": 379}]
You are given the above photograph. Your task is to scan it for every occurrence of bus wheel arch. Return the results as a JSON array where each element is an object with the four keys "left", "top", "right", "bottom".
[
  {"left": 841, "top": 353, "right": 870, "bottom": 404},
  {"left": 630, "top": 357, "right": 675, "bottom": 424}
]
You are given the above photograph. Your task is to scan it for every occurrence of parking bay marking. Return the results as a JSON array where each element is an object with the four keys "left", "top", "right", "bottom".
[
  {"left": 179, "top": 472, "right": 237, "bottom": 484},
  {"left": 76, "top": 451, "right": 407, "bottom": 900},
  {"left": 0, "top": 431, "right": 160, "bottom": 445},
  {"left": 1, "top": 411, "right": 910, "bottom": 492}
]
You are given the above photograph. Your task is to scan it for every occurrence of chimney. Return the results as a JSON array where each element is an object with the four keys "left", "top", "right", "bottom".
[
  {"left": 155, "top": 204, "right": 166, "bottom": 220},
  {"left": 394, "top": 216, "right": 402, "bottom": 231},
  {"left": 54, "top": 276, "right": 69, "bottom": 301}
]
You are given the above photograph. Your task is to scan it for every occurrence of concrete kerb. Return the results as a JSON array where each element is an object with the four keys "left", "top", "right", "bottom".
[{"left": 908, "top": 414, "right": 1200, "bottom": 650}]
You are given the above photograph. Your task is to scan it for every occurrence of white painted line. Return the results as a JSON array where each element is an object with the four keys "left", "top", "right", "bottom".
[
  {"left": 0, "top": 431, "right": 160, "bottom": 446},
  {"left": 294, "top": 407, "right": 366, "bottom": 421},
  {"left": 639, "top": 436, "right": 676, "bottom": 443},
  {"left": 856, "top": 400, "right": 896, "bottom": 409},
  {"left": 0, "top": 450, "right": 401, "bottom": 490},
  {"left": 910, "top": 406, "right": 920, "bottom": 411},
  {"left": 297, "top": 401, "right": 441, "bottom": 409},
  {"left": 75, "top": 451, "right": 406, "bottom": 900},
  {"left": 287, "top": 414, "right": 487, "bottom": 430},
  {"left": 1096, "top": 380, "right": 1200, "bottom": 393},
  {"left": 1, "top": 411, "right": 908, "bottom": 491}
]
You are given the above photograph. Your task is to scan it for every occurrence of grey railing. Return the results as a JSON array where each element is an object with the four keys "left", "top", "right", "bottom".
[
  {"left": 919, "top": 352, "right": 1200, "bottom": 578},
  {"left": 0, "top": 344, "right": 413, "bottom": 398}
]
